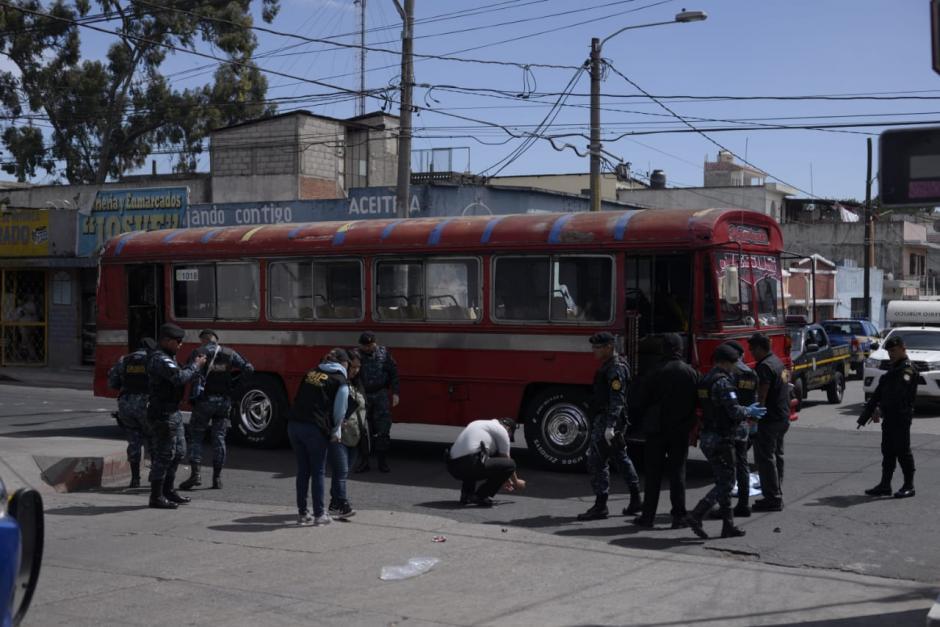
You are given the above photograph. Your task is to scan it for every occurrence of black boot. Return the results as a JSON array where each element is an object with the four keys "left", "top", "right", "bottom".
[
  {"left": 622, "top": 486, "right": 643, "bottom": 516},
  {"left": 865, "top": 470, "right": 893, "bottom": 496},
  {"left": 733, "top": 501, "right": 751, "bottom": 518},
  {"left": 577, "top": 494, "right": 609, "bottom": 521},
  {"left": 179, "top": 466, "right": 201, "bottom": 491},
  {"left": 211, "top": 468, "right": 222, "bottom": 489},
  {"left": 163, "top": 476, "right": 191, "bottom": 504},
  {"left": 377, "top": 452, "right": 390, "bottom": 473},
  {"left": 129, "top": 462, "right": 141, "bottom": 489},
  {"left": 720, "top": 515, "right": 746, "bottom": 538},
  {"left": 685, "top": 501, "right": 710, "bottom": 539},
  {"left": 895, "top": 472, "right": 915, "bottom": 498},
  {"left": 149, "top": 480, "right": 178, "bottom": 509}
]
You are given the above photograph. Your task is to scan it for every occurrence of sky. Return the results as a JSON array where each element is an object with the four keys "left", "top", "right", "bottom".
[{"left": 2, "top": 0, "right": 938, "bottom": 200}]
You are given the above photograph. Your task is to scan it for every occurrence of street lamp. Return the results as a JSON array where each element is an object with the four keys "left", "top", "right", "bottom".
[{"left": 589, "top": 9, "right": 707, "bottom": 211}]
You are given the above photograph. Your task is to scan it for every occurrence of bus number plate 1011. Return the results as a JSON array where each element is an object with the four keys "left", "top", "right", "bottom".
[{"left": 175, "top": 268, "right": 199, "bottom": 282}]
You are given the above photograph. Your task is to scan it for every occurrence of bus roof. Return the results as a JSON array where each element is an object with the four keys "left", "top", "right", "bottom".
[{"left": 100, "top": 208, "right": 784, "bottom": 261}]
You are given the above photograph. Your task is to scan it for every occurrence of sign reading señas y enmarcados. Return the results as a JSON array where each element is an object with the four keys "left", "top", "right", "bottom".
[{"left": 78, "top": 187, "right": 188, "bottom": 255}]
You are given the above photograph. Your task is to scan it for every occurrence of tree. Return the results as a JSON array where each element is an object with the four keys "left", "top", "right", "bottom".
[{"left": 0, "top": 0, "right": 279, "bottom": 183}]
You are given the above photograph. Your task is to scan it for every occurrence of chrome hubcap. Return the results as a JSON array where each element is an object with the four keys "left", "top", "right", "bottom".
[
  {"left": 239, "top": 390, "right": 273, "bottom": 433},
  {"left": 542, "top": 402, "right": 589, "bottom": 454}
]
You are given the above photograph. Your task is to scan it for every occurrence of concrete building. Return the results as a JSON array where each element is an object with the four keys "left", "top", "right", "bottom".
[
  {"left": 704, "top": 150, "right": 767, "bottom": 187},
  {"left": 210, "top": 110, "right": 399, "bottom": 203},
  {"left": 834, "top": 261, "right": 885, "bottom": 330},
  {"left": 785, "top": 254, "right": 838, "bottom": 321},
  {"left": 489, "top": 171, "right": 646, "bottom": 201}
]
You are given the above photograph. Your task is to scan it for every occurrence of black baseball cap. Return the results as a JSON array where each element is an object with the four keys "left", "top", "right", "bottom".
[
  {"left": 713, "top": 344, "right": 740, "bottom": 364},
  {"left": 159, "top": 323, "right": 186, "bottom": 341},
  {"left": 199, "top": 329, "right": 219, "bottom": 341},
  {"left": 497, "top": 417, "right": 517, "bottom": 442},
  {"left": 721, "top": 340, "right": 745, "bottom": 357},
  {"left": 884, "top": 336, "right": 905, "bottom": 350},
  {"left": 589, "top": 331, "right": 616, "bottom": 346},
  {"left": 358, "top": 331, "right": 376, "bottom": 345},
  {"left": 330, "top": 347, "right": 351, "bottom": 363},
  {"left": 747, "top": 332, "right": 771, "bottom": 351}
]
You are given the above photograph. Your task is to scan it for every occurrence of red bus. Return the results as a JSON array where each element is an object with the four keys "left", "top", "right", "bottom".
[{"left": 93, "top": 208, "right": 789, "bottom": 470}]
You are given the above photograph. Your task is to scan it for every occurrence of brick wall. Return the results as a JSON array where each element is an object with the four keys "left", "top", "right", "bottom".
[{"left": 300, "top": 176, "right": 342, "bottom": 200}]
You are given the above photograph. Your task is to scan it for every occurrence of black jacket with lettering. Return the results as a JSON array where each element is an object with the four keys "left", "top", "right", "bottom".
[
  {"left": 862, "top": 357, "right": 919, "bottom": 425},
  {"left": 147, "top": 348, "right": 200, "bottom": 416},
  {"left": 290, "top": 366, "right": 347, "bottom": 436},
  {"left": 108, "top": 349, "right": 150, "bottom": 395}
]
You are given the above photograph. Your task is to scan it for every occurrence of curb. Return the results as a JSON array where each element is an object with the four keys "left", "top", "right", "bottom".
[
  {"left": 33, "top": 451, "right": 131, "bottom": 493},
  {"left": 928, "top": 593, "right": 940, "bottom": 626}
]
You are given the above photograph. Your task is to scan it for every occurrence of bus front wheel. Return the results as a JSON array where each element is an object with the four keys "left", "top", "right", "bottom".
[
  {"left": 523, "top": 388, "right": 591, "bottom": 471},
  {"left": 232, "top": 375, "right": 288, "bottom": 448}
]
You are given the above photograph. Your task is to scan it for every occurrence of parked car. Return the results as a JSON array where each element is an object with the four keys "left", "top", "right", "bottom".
[
  {"left": 787, "top": 320, "right": 852, "bottom": 408},
  {"left": 1, "top": 475, "right": 43, "bottom": 627},
  {"left": 864, "top": 327, "right": 940, "bottom": 402},
  {"left": 821, "top": 319, "right": 881, "bottom": 378}
]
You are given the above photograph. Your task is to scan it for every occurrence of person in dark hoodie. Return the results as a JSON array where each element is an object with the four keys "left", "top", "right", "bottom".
[
  {"left": 288, "top": 348, "right": 350, "bottom": 526},
  {"left": 632, "top": 333, "right": 700, "bottom": 529}
]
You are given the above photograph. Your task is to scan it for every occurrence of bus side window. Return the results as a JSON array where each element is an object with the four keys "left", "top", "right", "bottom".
[
  {"left": 174, "top": 264, "right": 216, "bottom": 319},
  {"left": 552, "top": 256, "right": 612, "bottom": 322},
  {"left": 493, "top": 257, "right": 550, "bottom": 321},
  {"left": 216, "top": 263, "right": 260, "bottom": 320},
  {"left": 426, "top": 259, "right": 480, "bottom": 321},
  {"left": 375, "top": 261, "right": 424, "bottom": 321}
]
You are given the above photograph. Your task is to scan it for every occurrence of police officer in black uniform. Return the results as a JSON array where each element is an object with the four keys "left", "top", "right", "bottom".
[
  {"left": 147, "top": 324, "right": 206, "bottom": 509},
  {"left": 721, "top": 340, "right": 759, "bottom": 518},
  {"left": 748, "top": 332, "right": 791, "bottom": 512},
  {"left": 179, "top": 330, "right": 254, "bottom": 491},
  {"left": 686, "top": 344, "right": 766, "bottom": 539},
  {"left": 577, "top": 332, "right": 642, "bottom": 521},
  {"left": 354, "top": 331, "right": 400, "bottom": 473},
  {"left": 858, "top": 335, "right": 918, "bottom": 499},
  {"left": 107, "top": 337, "right": 157, "bottom": 488}
]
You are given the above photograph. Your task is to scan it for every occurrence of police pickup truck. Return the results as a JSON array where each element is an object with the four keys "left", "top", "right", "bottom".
[{"left": 787, "top": 317, "right": 852, "bottom": 408}]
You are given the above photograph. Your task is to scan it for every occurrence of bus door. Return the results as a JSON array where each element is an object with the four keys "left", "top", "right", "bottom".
[
  {"left": 624, "top": 254, "right": 693, "bottom": 370},
  {"left": 126, "top": 264, "right": 164, "bottom": 352}
]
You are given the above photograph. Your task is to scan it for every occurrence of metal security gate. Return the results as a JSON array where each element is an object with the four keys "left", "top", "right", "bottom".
[{"left": 0, "top": 269, "right": 47, "bottom": 366}]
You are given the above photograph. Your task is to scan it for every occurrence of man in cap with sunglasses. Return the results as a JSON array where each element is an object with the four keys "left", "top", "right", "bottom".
[{"left": 146, "top": 323, "right": 206, "bottom": 509}]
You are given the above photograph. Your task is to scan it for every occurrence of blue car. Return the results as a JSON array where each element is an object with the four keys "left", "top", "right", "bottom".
[
  {"left": 821, "top": 319, "right": 881, "bottom": 379},
  {"left": 0, "top": 476, "right": 43, "bottom": 627}
]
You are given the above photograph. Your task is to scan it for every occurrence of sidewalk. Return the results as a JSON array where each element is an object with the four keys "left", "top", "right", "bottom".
[
  {"left": 0, "top": 365, "right": 93, "bottom": 391},
  {"left": 27, "top": 490, "right": 937, "bottom": 627}
]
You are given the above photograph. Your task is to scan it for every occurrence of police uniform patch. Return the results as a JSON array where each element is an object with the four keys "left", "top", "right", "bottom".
[
  {"left": 611, "top": 379, "right": 622, "bottom": 391},
  {"left": 903, "top": 373, "right": 912, "bottom": 383}
]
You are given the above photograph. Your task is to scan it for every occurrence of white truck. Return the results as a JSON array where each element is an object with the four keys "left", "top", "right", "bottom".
[{"left": 863, "top": 301, "right": 940, "bottom": 401}]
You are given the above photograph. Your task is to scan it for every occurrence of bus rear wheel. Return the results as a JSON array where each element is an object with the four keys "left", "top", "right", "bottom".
[
  {"left": 232, "top": 375, "right": 288, "bottom": 448},
  {"left": 523, "top": 388, "right": 591, "bottom": 471}
]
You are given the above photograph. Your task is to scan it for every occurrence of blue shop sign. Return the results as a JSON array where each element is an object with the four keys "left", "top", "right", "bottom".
[{"left": 78, "top": 187, "right": 188, "bottom": 256}]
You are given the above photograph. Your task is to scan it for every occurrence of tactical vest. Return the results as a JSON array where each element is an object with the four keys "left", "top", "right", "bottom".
[
  {"left": 699, "top": 368, "right": 736, "bottom": 437},
  {"left": 203, "top": 344, "right": 236, "bottom": 395},
  {"left": 360, "top": 346, "right": 391, "bottom": 393},
  {"left": 290, "top": 367, "right": 347, "bottom": 435},
  {"left": 732, "top": 361, "right": 758, "bottom": 406},
  {"left": 149, "top": 351, "right": 184, "bottom": 411},
  {"left": 121, "top": 350, "right": 150, "bottom": 395}
]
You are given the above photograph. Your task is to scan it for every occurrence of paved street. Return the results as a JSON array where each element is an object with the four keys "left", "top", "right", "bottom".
[{"left": 2, "top": 379, "right": 939, "bottom": 625}]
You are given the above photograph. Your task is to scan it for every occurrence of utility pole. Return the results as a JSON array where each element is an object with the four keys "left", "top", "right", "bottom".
[
  {"left": 589, "top": 38, "right": 602, "bottom": 212},
  {"left": 394, "top": 0, "right": 414, "bottom": 219},
  {"left": 863, "top": 137, "right": 873, "bottom": 320},
  {"left": 357, "top": 0, "right": 367, "bottom": 117}
]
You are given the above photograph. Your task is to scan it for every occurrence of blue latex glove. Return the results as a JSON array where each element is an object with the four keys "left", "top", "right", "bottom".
[{"left": 745, "top": 403, "right": 767, "bottom": 419}]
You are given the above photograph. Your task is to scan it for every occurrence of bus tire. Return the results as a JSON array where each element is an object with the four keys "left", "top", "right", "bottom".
[
  {"left": 792, "top": 377, "right": 805, "bottom": 411},
  {"left": 523, "top": 387, "right": 591, "bottom": 471},
  {"left": 826, "top": 370, "right": 845, "bottom": 404},
  {"left": 232, "top": 375, "right": 288, "bottom": 448}
]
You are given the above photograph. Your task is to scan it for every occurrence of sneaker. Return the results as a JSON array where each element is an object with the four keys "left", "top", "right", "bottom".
[
  {"left": 297, "top": 512, "right": 314, "bottom": 526},
  {"left": 314, "top": 513, "right": 332, "bottom": 526},
  {"left": 733, "top": 504, "right": 751, "bottom": 518},
  {"left": 333, "top": 502, "right": 356, "bottom": 520},
  {"left": 328, "top": 501, "right": 338, "bottom": 515}
]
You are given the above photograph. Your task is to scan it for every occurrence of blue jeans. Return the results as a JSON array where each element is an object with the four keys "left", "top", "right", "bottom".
[
  {"left": 288, "top": 421, "right": 329, "bottom": 517},
  {"left": 329, "top": 443, "right": 356, "bottom": 504}
]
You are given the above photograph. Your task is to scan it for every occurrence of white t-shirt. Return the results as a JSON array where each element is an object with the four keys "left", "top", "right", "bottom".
[{"left": 449, "top": 419, "right": 511, "bottom": 459}]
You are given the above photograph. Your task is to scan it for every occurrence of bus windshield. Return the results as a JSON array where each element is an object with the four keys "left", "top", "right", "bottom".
[{"left": 714, "top": 252, "right": 782, "bottom": 328}]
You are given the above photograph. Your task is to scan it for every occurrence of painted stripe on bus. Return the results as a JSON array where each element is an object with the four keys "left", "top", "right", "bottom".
[
  {"left": 114, "top": 231, "right": 145, "bottom": 256},
  {"left": 288, "top": 227, "right": 303, "bottom": 240},
  {"left": 333, "top": 222, "right": 353, "bottom": 246},
  {"left": 96, "top": 328, "right": 594, "bottom": 353},
  {"left": 241, "top": 226, "right": 265, "bottom": 242},
  {"left": 380, "top": 221, "right": 400, "bottom": 241},
  {"left": 200, "top": 230, "right": 222, "bottom": 244},
  {"left": 162, "top": 230, "right": 184, "bottom": 243},
  {"left": 547, "top": 214, "right": 575, "bottom": 244},
  {"left": 480, "top": 216, "right": 506, "bottom": 244},
  {"left": 613, "top": 211, "right": 639, "bottom": 241},
  {"left": 427, "top": 218, "right": 455, "bottom": 246}
]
